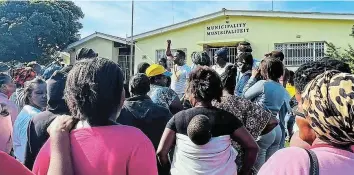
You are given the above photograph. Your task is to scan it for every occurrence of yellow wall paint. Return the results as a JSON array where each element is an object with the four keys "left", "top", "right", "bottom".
[
  {"left": 135, "top": 16, "right": 354, "bottom": 71},
  {"left": 69, "top": 37, "right": 115, "bottom": 63}
]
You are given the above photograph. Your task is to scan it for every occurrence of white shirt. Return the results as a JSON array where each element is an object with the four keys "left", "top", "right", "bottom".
[
  {"left": 212, "top": 63, "right": 233, "bottom": 75},
  {"left": 13, "top": 105, "right": 40, "bottom": 163},
  {"left": 171, "top": 64, "right": 191, "bottom": 96}
]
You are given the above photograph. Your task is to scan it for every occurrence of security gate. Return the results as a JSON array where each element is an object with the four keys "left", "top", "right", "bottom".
[
  {"left": 118, "top": 55, "right": 134, "bottom": 82},
  {"left": 207, "top": 47, "right": 238, "bottom": 65}
]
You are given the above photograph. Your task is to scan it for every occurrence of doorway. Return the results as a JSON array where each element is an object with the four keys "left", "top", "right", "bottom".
[{"left": 207, "top": 46, "right": 238, "bottom": 65}]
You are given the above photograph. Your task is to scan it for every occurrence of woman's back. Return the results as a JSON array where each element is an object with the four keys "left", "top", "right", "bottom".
[
  {"left": 258, "top": 146, "right": 354, "bottom": 175},
  {"left": 247, "top": 80, "right": 286, "bottom": 115},
  {"left": 33, "top": 125, "right": 157, "bottom": 175}
]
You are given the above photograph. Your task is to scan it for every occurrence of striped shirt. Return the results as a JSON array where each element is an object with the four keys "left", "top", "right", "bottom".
[{"left": 171, "top": 64, "right": 191, "bottom": 97}]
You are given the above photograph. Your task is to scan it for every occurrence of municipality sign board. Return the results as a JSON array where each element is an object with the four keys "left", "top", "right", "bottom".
[{"left": 206, "top": 23, "right": 249, "bottom": 36}]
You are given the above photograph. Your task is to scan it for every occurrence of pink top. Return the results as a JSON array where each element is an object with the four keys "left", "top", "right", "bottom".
[
  {"left": 0, "top": 93, "right": 19, "bottom": 153},
  {"left": 0, "top": 151, "right": 33, "bottom": 175},
  {"left": 258, "top": 145, "right": 354, "bottom": 175},
  {"left": 33, "top": 125, "right": 158, "bottom": 175}
]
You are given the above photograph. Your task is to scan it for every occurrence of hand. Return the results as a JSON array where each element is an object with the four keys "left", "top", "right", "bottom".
[
  {"left": 251, "top": 68, "right": 260, "bottom": 78},
  {"left": 47, "top": 115, "right": 76, "bottom": 137}
]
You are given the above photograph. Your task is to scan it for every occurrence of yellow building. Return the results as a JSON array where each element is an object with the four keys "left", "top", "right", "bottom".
[
  {"left": 133, "top": 9, "right": 354, "bottom": 72},
  {"left": 65, "top": 32, "right": 133, "bottom": 80}
]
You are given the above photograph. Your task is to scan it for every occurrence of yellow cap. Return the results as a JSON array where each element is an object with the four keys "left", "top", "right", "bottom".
[{"left": 145, "top": 64, "right": 172, "bottom": 77}]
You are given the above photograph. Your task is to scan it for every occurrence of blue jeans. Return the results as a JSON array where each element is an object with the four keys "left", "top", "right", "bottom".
[{"left": 254, "top": 125, "right": 282, "bottom": 170}]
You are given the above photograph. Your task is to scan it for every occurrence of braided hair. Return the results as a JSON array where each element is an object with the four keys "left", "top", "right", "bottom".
[
  {"left": 64, "top": 57, "right": 124, "bottom": 126},
  {"left": 220, "top": 64, "right": 237, "bottom": 94},
  {"left": 186, "top": 66, "right": 223, "bottom": 103},
  {"left": 294, "top": 58, "right": 351, "bottom": 93}
]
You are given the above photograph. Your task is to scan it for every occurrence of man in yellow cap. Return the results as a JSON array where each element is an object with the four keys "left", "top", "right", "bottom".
[{"left": 146, "top": 64, "right": 182, "bottom": 114}]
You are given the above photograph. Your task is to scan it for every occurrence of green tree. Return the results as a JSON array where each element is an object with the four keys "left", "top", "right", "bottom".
[
  {"left": 0, "top": 1, "right": 84, "bottom": 64},
  {"left": 325, "top": 42, "right": 354, "bottom": 72}
]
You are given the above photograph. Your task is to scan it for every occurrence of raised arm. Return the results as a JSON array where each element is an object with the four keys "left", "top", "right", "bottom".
[{"left": 166, "top": 40, "right": 172, "bottom": 59}]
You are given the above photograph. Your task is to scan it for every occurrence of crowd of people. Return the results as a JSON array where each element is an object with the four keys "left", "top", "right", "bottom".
[{"left": 0, "top": 40, "right": 354, "bottom": 175}]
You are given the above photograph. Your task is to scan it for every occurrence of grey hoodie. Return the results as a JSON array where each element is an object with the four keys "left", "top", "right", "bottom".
[{"left": 117, "top": 95, "right": 172, "bottom": 150}]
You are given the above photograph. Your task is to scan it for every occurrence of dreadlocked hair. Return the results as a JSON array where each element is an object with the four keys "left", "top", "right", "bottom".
[
  {"left": 220, "top": 64, "right": 237, "bottom": 94},
  {"left": 64, "top": 57, "right": 124, "bottom": 126},
  {"left": 186, "top": 66, "right": 223, "bottom": 103},
  {"left": 294, "top": 58, "right": 351, "bottom": 93}
]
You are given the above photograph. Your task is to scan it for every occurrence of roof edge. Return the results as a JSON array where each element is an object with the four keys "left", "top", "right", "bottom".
[
  {"left": 132, "top": 9, "right": 354, "bottom": 40},
  {"left": 65, "top": 32, "right": 128, "bottom": 51}
]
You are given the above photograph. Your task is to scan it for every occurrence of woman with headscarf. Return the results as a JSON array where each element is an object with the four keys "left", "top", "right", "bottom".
[{"left": 258, "top": 70, "right": 354, "bottom": 175}]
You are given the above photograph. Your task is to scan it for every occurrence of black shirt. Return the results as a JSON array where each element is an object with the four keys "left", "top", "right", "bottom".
[
  {"left": 166, "top": 106, "right": 243, "bottom": 137},
  {"left": 24, "top": 111, "right": 57, "bottom": 169}
]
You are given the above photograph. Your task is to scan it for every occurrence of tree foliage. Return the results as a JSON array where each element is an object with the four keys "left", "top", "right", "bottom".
[
  {"left": 0, "top": 1, "right": 84, "bottom": 64},
  {"left": 325, "top": 42, "right": 354, "bottom": 72}
]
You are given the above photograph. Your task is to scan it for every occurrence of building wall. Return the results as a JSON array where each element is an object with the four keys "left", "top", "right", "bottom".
[
  {"left": 135, "top": 15, "right": 354, "bottom": 71},
  {"left": 112, "top": 47, "right": 119, "bottom": 63},
  {"left": 69, "top": 37, "right": 115, "bottom": 64}
]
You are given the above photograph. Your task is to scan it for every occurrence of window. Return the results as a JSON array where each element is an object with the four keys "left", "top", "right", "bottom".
[
  {"left": 155, "top": 49, "right": 165, "bottom": 62},
  {"left": 155, "top": 48, "right": 187, "bottom": 69},
  {"left": 274, "top": 42, "right": 325, "bottom": 66}
]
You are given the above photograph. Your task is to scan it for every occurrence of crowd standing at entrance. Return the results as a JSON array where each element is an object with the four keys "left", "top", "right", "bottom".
[{"left": 0, "top": 38, "right": 354, "bottom": 175}]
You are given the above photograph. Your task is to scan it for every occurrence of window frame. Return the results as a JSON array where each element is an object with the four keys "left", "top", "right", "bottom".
[{"left": 274, "top": 41, "right": 325, "bottom": 66}]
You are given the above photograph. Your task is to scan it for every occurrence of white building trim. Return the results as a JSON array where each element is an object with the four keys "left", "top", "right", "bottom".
[
  {"left": 132, "top": 9, "right": 354, "bottom": 40},
  {"left": 65, "top": 32, "right": 127, "bottom": 51}
]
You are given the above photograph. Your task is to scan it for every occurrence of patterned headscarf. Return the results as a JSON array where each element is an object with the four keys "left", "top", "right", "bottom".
[
  {"left": 301, "top": 70, "right": 354, "bottom": 146},
  {"left": 12, "top": 67, "right": 36, "bottom": 87}
]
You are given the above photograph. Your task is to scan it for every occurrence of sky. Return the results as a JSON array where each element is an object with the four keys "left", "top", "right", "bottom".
[{"left": 74, "top": 1, "right": 354, "bottom": 38}]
